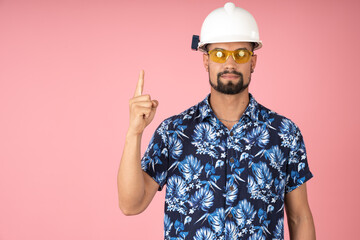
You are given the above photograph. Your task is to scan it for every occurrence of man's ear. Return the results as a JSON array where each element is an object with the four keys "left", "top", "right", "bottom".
[
  {"left": 251, "top": 54, "right": 257, "bottom": 72},
  {"left": 203, "top": 53, "right": 209, "bottom": 72}
]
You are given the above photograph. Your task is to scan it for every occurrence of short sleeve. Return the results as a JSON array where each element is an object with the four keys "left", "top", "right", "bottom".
[
  {"left": 285, "top": 125, "right": 313, "bottom": 193},
  {"left": 141, "top": 121, "right": 169, "bottom": 191}
]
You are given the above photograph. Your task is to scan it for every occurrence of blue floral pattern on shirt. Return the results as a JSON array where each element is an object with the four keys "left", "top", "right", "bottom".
[{"left": 141, "top": 93, "right": 313, "bottom": 240}]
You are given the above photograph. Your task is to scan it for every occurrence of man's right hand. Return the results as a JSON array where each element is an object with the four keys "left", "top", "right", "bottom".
[
  {"left": 119, "top": 70, "right": 160, "bottom": 216},
  {"left": 128, "top": 70, "right": 159, "bottom": 135}
]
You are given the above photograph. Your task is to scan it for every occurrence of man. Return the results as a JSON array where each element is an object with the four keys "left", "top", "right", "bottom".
[{"left": 118, "top": 2, "right": 316, "bottom": 239}]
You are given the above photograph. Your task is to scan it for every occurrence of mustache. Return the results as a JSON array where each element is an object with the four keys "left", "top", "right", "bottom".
[{"left": 217, "top": 70, "right": 243, "bottom": 78}]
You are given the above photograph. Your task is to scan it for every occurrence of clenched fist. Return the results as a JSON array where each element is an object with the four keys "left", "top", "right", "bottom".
[{"left": 127, "top": 70, "right": 158, "bottom": 135}]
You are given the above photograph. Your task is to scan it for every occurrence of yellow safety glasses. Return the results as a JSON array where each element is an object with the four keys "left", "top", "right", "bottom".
[{"left": 208, "top": 48, "right": 254, "bottom": 64}]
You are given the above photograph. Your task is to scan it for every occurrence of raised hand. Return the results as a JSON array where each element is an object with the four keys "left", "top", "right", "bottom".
[{"left": 128, "top": 70, "right": 159, "bottom": 135}]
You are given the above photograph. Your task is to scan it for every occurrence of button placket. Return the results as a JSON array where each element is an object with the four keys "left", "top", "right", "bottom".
[{"left": 225, "top": 130, "right": 237, "bottom": 216}]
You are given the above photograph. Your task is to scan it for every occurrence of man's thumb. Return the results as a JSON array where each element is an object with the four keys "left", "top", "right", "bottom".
[{"left": 152, "top": 100, "right": 159, "bottom": 108}]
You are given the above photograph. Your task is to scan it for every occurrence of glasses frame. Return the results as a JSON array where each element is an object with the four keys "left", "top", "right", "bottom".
[{"left": 207, "top": 48, "right": 254, "bottom": 64}]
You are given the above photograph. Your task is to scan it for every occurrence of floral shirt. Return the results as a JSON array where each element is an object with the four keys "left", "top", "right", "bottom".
[{"left": 141, "top": 93, "right": 313, "bottom": 240}]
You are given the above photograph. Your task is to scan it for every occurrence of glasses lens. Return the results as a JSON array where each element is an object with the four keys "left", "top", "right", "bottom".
[
  {"left": 209, "top": 49, "right": 228, "bottom": 63},
  {"left": 234, "top": 49, "right": 251, "bottom": 63}
]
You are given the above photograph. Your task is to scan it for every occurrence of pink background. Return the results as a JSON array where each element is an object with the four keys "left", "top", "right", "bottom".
[{"left": 1, "top": 0, "right": 360, "bottom": 239}]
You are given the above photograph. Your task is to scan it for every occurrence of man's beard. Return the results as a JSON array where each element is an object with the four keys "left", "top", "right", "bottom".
[{"left": 209, "top": 69, "right": 251, "bottom": 95}]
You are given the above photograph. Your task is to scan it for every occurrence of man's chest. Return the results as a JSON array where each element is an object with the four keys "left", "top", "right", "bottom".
[{"left": 165, "top": 120, "right": 288, "bottom": 204}]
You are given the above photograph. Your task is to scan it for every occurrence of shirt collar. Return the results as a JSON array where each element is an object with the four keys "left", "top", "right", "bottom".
[{"left": 198, "top": 93, "right": 259, "bottom": 123}]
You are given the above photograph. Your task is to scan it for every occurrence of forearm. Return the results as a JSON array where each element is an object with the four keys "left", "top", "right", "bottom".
[
  {"left": 288, "top": 213, "right": 316, "bottom": 240},
  {"left": 117, "top": 131, "right": 146, "bottom": 212}
]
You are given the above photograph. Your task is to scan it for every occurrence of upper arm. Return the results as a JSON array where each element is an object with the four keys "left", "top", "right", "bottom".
[
  {"left": 285, "top": 183, "right": 316, "bottom": 239},
  {"left": 285, "top": 183, "right": 312, "bottom": 220},
  {"left": 137, "top": 171, "right": 160, "bottom": 213},
  {"left": 137, "top": 121, "right": 170, "bottom": 213}
]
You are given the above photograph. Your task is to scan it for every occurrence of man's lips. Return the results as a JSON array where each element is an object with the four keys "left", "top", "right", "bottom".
[{"left": 220, "top": 73, "right": 240, "bottom": 79}]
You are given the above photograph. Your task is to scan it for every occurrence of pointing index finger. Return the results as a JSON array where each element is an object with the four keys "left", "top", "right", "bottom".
[{"left": 134, "top": 70, "right": 144, "bottom": 97}]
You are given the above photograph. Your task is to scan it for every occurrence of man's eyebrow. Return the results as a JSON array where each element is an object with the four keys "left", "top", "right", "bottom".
[{"left": 235, "top": 47, "right": 249, "bottom": 51}]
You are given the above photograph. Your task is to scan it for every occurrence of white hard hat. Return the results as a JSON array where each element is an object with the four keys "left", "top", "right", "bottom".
[{"left": 192, "top": 2, "right": 262, "bottom": 52}]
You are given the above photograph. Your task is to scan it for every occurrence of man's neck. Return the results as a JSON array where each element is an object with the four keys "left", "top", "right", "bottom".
[{"left": 209, "top": 89, "right": 250, "bottom": 130}]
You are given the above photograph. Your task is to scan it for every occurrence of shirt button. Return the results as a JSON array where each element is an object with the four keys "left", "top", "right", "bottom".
[
  {"left": 230, "top": 157, "right": 235, "bottom": 163},
  {"left": 229, "top": 186, "right": 234, "bottom": 191},
  {"left": 230, "top": 132, "right": 234, "bottom": 136},
  {"left": 228, "top": 213, "right": 233, "bottom": 218}
]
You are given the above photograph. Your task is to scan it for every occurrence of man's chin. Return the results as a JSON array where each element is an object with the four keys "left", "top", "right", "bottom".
[
  {"left": 219, "top": 77, "right": 239, "bottom": 85},
  {"left": 214, "top": 86, "right": 243, "bottom": 95},
  {"left": 215, "top": 82, "right": 249, "bottom": 95}
]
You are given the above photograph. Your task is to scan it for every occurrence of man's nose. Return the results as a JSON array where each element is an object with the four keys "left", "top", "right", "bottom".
[{"left": 224, "top": 54, "right": 237, "bottom": 70}]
